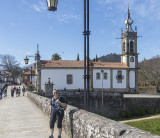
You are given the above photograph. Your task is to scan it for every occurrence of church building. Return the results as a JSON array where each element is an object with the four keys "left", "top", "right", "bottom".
[{"left": 35, "top": 8, "right": 138, "bottom": 93}]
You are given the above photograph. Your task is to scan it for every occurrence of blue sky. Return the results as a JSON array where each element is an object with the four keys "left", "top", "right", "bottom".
[{"left": 0, "top": 0, "right": 160, "bottom": 66}]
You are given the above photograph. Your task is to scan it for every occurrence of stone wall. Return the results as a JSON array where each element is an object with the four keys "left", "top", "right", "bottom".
[
  {"left": 123, "top": 94, "right": 160, "bottom": 114},
  {"left": 34, "top": 91, "right": 160, "bottom": 118},
  {"left": 0, "top": 83, "right": 7, "bottom": 91},
  {"left": 27, "top": 92, "right": 160, "bottom": 138},
  {"left": 139, "top": 86, "right": 159, "bottom": 93}
]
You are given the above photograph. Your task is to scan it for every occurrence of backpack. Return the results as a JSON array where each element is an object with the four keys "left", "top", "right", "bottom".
[
  {"left": 51, "top": 97, "right": 67, "bottom": 111},
  {"left": 22, "top": 87, "right": 25, "bottom": 92}
]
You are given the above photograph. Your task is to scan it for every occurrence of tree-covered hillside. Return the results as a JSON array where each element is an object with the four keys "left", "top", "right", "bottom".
[{"left": 96, "top": 53, "right": 121, "bottom": 62}]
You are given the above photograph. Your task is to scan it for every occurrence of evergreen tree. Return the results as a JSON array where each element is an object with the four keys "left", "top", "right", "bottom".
[
  {"left": 77, "top": 54, "right": 80, "bottom": 61},
  {"left": 95, "top": 54, "right": 98, "bottom": 62},
  {"left": 51, "top": 53, "right": 62, "bottom": 60}
]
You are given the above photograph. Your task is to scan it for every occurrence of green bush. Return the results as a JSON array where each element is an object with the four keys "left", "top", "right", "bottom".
[
  {"left": 146, "top": 108, "right": 154, "bottom": 114},
  {"left": 139, "top": 109, "right": 145, "bottom": 116},
  {"left": 133, "top": 109, "right": 141, "bottom": 116},
  {"left": 120, "top": 111, "right": 126, "bottom": 118},
  {"left": 156, "top": 107, "right": 160, "bottom": 113},
  {"left": 126, "top": 111, "right": 132, "bottom": 118}
]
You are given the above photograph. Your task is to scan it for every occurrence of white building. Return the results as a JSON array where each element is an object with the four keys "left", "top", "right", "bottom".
[{"left": 35, "top": 8, "right": 138, "bottom": 93}]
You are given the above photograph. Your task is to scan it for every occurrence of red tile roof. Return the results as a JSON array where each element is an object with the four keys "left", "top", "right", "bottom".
[
  {"left": 92, "top": 62, "right": 128, "bottom": 68},
  {"left": 24, "top": 68, "right": 35, "bottom": 75},
  {"left": 41, "top": 60, "right": 84, "bottom": 68},
  {"left": 40, "top": 60, "right": 129, "bottom": 69}
]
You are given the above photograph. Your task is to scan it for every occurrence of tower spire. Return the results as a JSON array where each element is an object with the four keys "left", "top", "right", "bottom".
[
  {"left": 37, "top": 44, "right": 39, "bottom": 54},
  {"left": 127, "top": 4, "right": 130, "bottom": 19},
  {"left": 124, "top": 7, "right": 134, "bottom": 32}
]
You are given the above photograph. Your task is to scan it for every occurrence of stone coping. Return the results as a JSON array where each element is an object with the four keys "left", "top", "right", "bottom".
[
  {"left": 123, "top": 94, "right": 160, "bottom": 98},
  {"left": 27, "top": 92, "right": 160, "bottom": 138}
]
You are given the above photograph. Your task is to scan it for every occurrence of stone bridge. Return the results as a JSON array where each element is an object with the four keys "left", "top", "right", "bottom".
[
  {"left": 0, "top": 86, "right": 68, "bottom": 138},
  {"left": 0, "top": 86, "right": 160, "bottom": 138}
]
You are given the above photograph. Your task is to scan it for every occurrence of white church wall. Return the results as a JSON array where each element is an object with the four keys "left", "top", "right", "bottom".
[
  {"left": 129, "top": 56, "right": 135, "bottom": 68},
  {"left": 129, "top": 71, "right": 135, "bottom": 88},
  {"left": 122, "top": 55, "right": 127, "bottom": 65},
  {"left": 41, "top": 69, "right": 84, "bottom": 90},
  {"left": 113, "top": 70, "right": 126, "bottom": 88},
  {"left": 93, "top": 69, "right": 110, "bottom": 89}
]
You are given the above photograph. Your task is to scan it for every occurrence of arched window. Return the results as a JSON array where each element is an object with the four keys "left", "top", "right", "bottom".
[
  {"left": 123, "top": 42, "right": 125, "bottom": 52},
  {"left": 103, "top": 73, "right": 107, "bottom": 80},
  {"left": 130, "top": 41, "right": 134, "bottom": 53},
  {"left": 96, "top": 72, "right": 100, "bottom": 80},
  {"left": 67, "top": 74, "right": 73, "bottom": 84}
]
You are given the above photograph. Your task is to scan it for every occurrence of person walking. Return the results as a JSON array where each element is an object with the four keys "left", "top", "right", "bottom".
[
  {"left": 14, "top": 86, "right": 16, "bottom": 96},
  {"left": 11, "top": 87, "right": 14, "bottom": 97},
  {"left": 16, "top": 87, "right": 19, "bottom": 97},
  {"left": 49, "top": 89, "right": 67, "bottom": 138},
  {"left": 0, "top": 88, "right": 2, "bottom": 100},
  {"left": 22, "top": 86, "right": 26, "bottom": 96},
  {"left": 3, "top": 88, "right": 7, "bottom": 98},
  {"left": 18, "top": 87, "right": 21, "bottom": 97}
]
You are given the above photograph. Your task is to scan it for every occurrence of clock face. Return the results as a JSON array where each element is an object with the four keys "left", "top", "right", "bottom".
[{"left": 130, "top": 56, "right": 134, "bottom": 62}]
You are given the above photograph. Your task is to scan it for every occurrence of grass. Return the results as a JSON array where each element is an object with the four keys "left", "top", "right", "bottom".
[{"left": 125, "top": 118, "right": 160, "bottom": 136}]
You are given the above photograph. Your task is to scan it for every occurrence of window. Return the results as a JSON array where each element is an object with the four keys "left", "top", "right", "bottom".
[
  {"left": 116, "top": 70, "right": 124, "bottom": 83},
  {"left": 130, "top": 41, "right": 134, "bottom": 53},
  {"left": 96, "top": 72, "right": 100, "bottom": 80},
  {"left": 104, "top": 73, "right": 107, "bottom": 80},
  {"left": 123, "top": 42, "right": 125, "bottom": 52},
  {"left": 130, "top": 57, "right": 134, "bottom": 62},
  {"left": 67, "top": 74, "right": 73, "bottom": 84},
  {"left": 24, "top": 76, "right": 27, "bottom": 80}
]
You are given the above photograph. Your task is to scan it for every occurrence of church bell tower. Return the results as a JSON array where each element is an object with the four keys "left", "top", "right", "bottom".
[
  {"left": 121, "top": 8, "right": 139, "bottom": 92},
  {"left": 35, "top": 44, "right": 41, "bottom": 92}
]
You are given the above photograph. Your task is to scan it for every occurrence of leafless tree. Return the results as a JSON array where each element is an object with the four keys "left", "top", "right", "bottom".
[
  {"left": 0, "top": 54, "right": 21, "bottom": 80},
  {"left": 139, "top": 56, "right": 160, "bottom": 86}
]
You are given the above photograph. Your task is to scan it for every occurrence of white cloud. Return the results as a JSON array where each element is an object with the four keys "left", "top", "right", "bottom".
[
  {"left": 32, "top": 5, "right": 41, "bottom": 12},
  {"left": 10, "top": 22, "right": 15, "bottom": 26},
  {"left": 49, "top": 26, "right": 53, "bottom": 30},
  {"left": 57, "top": 13, "right": 81, "bottom": 23},
  {"left": 96, "top": 0, "right": 115, "bottom": 4},
  {"left": 96, "top": 0, "right": 160, "bottom": 22},
  {"left": 31, "top": 1, "right": 46, "bottom": 12},
  {"left": 20, "top": 0, "right": 28, "bottom": 5},
  {"left": 25, "top": 51, "right": 34, "bottom": 56}
]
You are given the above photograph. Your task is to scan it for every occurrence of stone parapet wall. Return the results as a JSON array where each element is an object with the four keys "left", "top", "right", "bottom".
[
  {"left": 0, "top": 83, "right": 7, "bottom": 89},
  {"left": 27, "top": 92, "right": 160, "bottom": 138}
]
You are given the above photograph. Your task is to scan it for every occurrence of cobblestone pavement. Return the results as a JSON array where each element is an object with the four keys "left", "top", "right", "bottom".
[{"left": 0, "top": 86, "right": 69, "bottom": 138}]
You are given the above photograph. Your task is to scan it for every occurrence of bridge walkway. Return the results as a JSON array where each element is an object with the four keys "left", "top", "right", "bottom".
[{"left": 0, "top": 86, "right": 69, "bottom": 138}]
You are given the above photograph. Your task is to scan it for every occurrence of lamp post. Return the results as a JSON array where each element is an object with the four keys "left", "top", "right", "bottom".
[
  {"left": 101, "top": 70, "right": 104, "bottom": 107},
  {"left": 46, "top": 0, "right": 90, "bottom": 110},
  {"left": 24, "top": 56, "right": 34, "bottom": 92}
]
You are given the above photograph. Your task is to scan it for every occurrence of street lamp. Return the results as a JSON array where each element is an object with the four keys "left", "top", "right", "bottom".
[
  {"left": 46, "top": 0, "right": 58, "bottom": 11},
  {"left": 46, "top": 0, "right": 90, "bottom": 110},
  {"left": 24, "top": 56, "right": 34, "bottom": 92},
  {"left": 24, "top": 57, "right": 29, "bottom": 64},
  {"left": 101, "top": 70, "right": 104, "bottom": 107}
]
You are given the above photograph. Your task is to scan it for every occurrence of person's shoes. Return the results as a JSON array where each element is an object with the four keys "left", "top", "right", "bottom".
[
  {"left": 49, "top": 135, "right": 54, "bottom": 138},
  {"left": 58, "top": 136, "right": 61, "bottom": 138}
]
